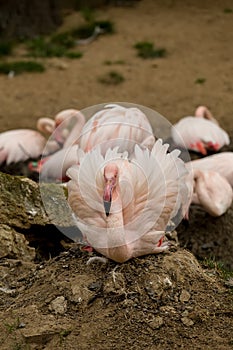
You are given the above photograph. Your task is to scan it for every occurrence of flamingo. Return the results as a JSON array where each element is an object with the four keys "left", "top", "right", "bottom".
[
  {"left": 190, "top": 169, "right": 232, "bottom": 216},
  {"left": 0, "top": 117, "right": 60, "bottom": 165},
  {"left": 171, "top": 116, "right": 230, "bottom": 155},
  {"left": 39, "top": 104, "right": 156, "bottom": 182},
  {"left": 186, "top": 152, "right": 233, "bottom": 187},
  {"left": 66, "top": 139, "right": 190, "bottom": 263}
]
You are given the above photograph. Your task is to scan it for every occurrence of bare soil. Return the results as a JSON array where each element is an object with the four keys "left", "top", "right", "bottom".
[{"left": 0, "top": 1, "right": 233, "bottom": 349}]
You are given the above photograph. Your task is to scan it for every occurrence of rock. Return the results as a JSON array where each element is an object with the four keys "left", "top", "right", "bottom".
[
  {"left": 149, "top": 316, "right": 164, "bottom": 329},
  {"left": 49, "top": 296, "right": 67, "bottom": 315},
  {"left": 181, "top": 316, "right": 194, "bottom": 327},
  {"left": 70, "top": 275, "right": 95, "bottom": 304},
  {"left": 180, "top": 290, "right": 191, "bottom": 303},
  {"left": 0, "top": 172, "right": 75, "bottom": 229},
  {"left": 0, "top": 224, "right": 35, "bottom": 261},
  {"left": 0, "top": 172, "right": 82, "bottom": 255}
]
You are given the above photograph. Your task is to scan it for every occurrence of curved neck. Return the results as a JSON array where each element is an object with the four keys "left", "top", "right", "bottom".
[
  {"left": 194, "top": 106, "right": 219, "bottom": 125},
  {"left": 63, "top": 111, "right": 86, "bottom": 147},
  {"left": 37, "top": 118, "right": 55, "bottom": 134}
]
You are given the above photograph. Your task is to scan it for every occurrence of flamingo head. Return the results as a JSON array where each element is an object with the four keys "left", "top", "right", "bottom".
[{"left": 103, "top": 163, "right": 118, "bottom": 216}]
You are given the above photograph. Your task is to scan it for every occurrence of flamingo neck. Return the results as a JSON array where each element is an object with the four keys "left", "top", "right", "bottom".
[
  {"left": 106, "top": 184, "right": 124, "bottom": 227},
  {"left": 37, "top": 118, "right": 55, "bottom": 134},
  {"left": 64, "top": 112, "right": 86, "bottom": 147}
]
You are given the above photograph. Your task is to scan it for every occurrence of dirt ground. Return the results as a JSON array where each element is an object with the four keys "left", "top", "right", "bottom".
[{"left": 0, "top": 0, "right": 233, "bottom": 349}]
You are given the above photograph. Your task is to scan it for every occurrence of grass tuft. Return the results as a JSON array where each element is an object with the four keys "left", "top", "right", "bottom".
[
  {"left": 0, "top": 61, "right": 45, "bottom": 75},
  {"left": 195, "top": 78, "right": 206, "bottom": 84},
  {"left": 134, "top": 41, "right": 166, "bottom": 59},
  {"left": 98, "top": 71, "right": 125, "bottom": 85}
]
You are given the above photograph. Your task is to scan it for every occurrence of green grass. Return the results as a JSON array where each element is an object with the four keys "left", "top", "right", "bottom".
[
  {"left": 202, "top": 257, "right": 233, "bottom": 281},
  {"left": 223, "top": 8, "right": 233, "bottom": 13},
  {"left": 50, "top": 32, "right": 76, "bottom": 49},
  {"left": 64, "top": 51, "right": 83, "bottom": 59},
  {"left": 98, "top": 71, "right": 125, "bottom": 85},
  {"left": 134, "top": 41, "right": 166, "bottom": 59},
  {"left": 26, "top": 37, "right": 67, "bottom": 57},
  {"left": 0, "top": 61, "right": 45, "bottom": 75},
  {"left": 103, "top": 59, "right": 125, "bottom": 65},
  {"left": 195, "top": 78, "right": 206, "bottom": 84}
]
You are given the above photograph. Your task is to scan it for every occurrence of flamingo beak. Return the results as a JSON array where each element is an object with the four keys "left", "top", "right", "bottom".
[{"left": 103, "top": 180, "right": 114, "bottom": 216}]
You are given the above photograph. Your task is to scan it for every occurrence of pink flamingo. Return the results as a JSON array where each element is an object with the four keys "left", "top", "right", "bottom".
[
  {"left": 190, "top": 168, "right": 232, "bottom": 216},
  {"left": 0, "top": 117, "right": 60, "bottom": 165},
  {"left": 171, "top": 114, "right": 229, "bottom": 155},
  {"left": 67, "top": 139, "right": 189, "bottom": 262},
  {"left": 186, "top": 152, "right": 233, "bottom": 187},
  {"left": 40, "top": 104, "right": 155, "bottom": 182}
]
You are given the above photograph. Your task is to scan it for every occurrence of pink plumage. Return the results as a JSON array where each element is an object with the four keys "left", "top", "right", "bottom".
[
  {"left": 171, "top": 116, "right": 229, "bottom": 155},
  {"left": 67, "top": 139, "right": 190, "bottom": 262},
  {"left": 191, "top": 169, "right": 232, "bottom": 216}
]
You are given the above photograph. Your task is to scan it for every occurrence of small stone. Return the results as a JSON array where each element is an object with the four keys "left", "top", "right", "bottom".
[
  {"left": 180, "top": 290, "right": 191, "bottom": 303},
  {"left": 149, "top": 316, "right": 164, "bottom": 329},
  {"left": 49, "top": 296, "right": 67, "bottom": 315},
  {"left": 160, "top": 306, "right": 176, "bottom": 314},
  {"left": 181, "top": 316, "right": 194, "bottom": 326}
]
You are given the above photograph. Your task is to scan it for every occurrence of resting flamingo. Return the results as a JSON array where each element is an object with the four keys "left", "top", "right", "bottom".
[
  {"left": 171, "top": 115, "right": 230, "bottom": 155},
  {"left": 40, "top": 104, "right": 156, "bottom": 181},
  {"left": 0, "top": 117, "right": 60, "bottom": 165},
  {"left": 67, "top": 139, "right": 190, "bottom": 262},
  {"left": 186, "top": 152, "right": 233, "bottom": 187},
  {"left": 190, "top": 169, "right": 232, "bottom": 216}
]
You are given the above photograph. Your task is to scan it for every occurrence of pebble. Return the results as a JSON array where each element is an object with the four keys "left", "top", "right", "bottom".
[
  {"left": 180, "top": 290, "right": 191, "bottom": 303},
  {"left": 49, "top": 296, "right": 67, "bottom": 315},
  {"left": 181, "top": 316, "right": 194, "bottom": 327}
]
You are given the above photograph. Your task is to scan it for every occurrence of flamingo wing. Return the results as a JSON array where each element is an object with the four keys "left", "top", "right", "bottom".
[
  {"left": 186, "top": 152, "right": 233, "bottom": 187},
  {"left": 0, "top": 129, "right": 46, "bottom": 165},
  {"left": 40, "top": 145, "right": 79, "bottom": 181},
  {"left": 79, "top": 104, "right": 155, "bottom": 152},
  {"left": 193, "top": 169, "right": 232, "bottom": 216}
]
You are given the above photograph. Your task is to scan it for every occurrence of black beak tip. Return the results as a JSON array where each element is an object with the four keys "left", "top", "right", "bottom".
[{"left": 104, "top": 200, "right": 111, "bottom": 216}]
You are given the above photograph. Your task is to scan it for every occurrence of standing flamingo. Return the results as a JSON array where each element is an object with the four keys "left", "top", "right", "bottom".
[
  {"left": 190, "top": 169, "right": 232, "bottom": 216},
  {"left": 67, "top": 139, "right": 190, "bottom": 262},
  {"left": 186, "top": 152, "right": 233, "bottom": 187},
  {"left": 171, "top": 116, "right": 230, "bottom": 155},
  {"left": 0, "top": 117, "right": 60, "bottom": 165}
]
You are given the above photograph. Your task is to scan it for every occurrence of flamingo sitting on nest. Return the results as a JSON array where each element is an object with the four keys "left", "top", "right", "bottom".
[
  {"left": 0, "top": 117, "right": 60, "bottom": 165},
  {"left": 190, "top": 169, "right": 233, "bottom": 216},
  {"left": 171, "top": 107, "right": 230, "bottom": 155},
  {"left": 40, "top": 104, "right": 155, "bottom": 181},
  {"left": 67, "top": 139, "right": 190, "bottom": 262}
]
